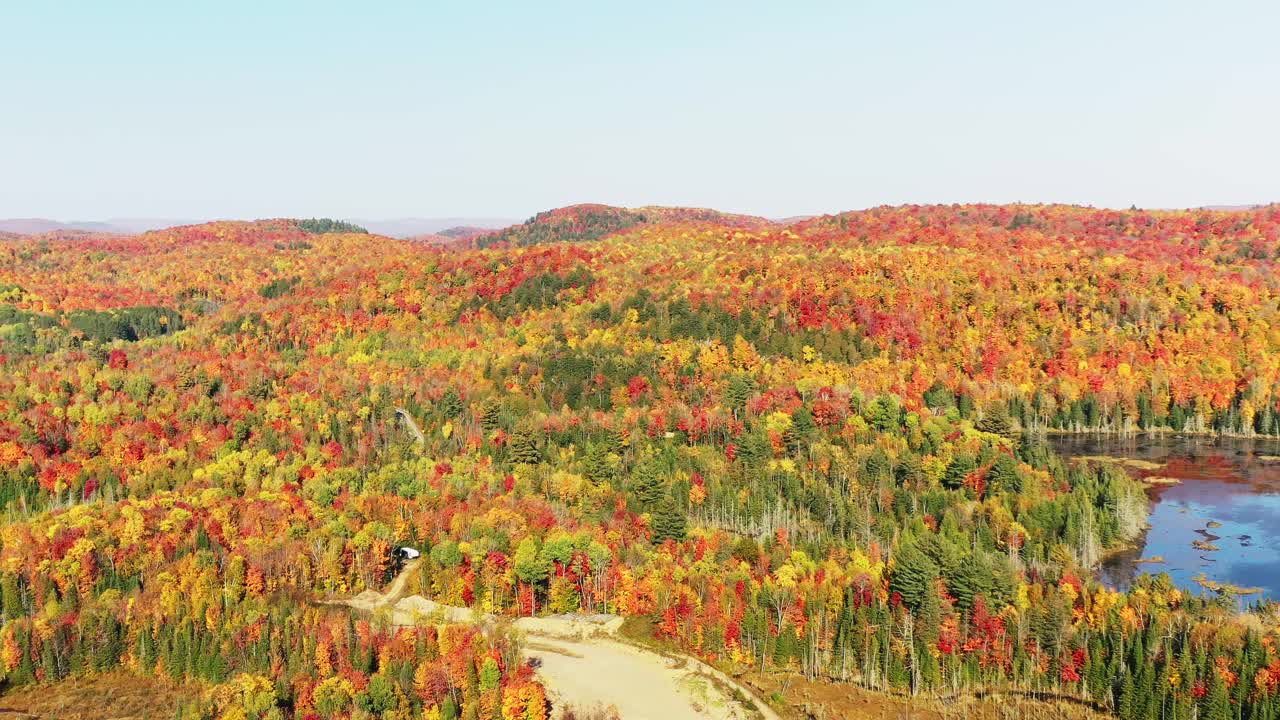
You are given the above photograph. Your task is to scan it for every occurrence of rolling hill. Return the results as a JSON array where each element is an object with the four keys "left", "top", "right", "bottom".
[{"left": 473, "top": 203, "right": 775, "bottom": 248}]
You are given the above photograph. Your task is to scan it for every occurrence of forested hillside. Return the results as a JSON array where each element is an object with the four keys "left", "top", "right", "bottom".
[
  {"left": 1, "top": 205, "right": 1279, "bottom": 719},
  {"left": 474, "top": 204, "right": 773, "bottom": 248}
]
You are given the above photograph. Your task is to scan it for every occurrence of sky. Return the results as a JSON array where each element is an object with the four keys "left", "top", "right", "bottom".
[{"left": 2, "top": 0, "right": 1278, "bottom": 221}]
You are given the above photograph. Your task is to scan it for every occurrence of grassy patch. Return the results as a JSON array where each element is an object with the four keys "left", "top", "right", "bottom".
[
  {"left": 0, "top": 672, "right": 195, "bottom": 720},
  {"left": 525, "top": 640, "right": 585, "bottom": 658}
]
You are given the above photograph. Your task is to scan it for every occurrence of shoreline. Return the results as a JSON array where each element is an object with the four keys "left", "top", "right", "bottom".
[
  {"left": 1053, "top": 433, "right": 1280, "bottom": 604},
  {"left": 1036, "top": 427, "right": 1280, "bottom": 443}
]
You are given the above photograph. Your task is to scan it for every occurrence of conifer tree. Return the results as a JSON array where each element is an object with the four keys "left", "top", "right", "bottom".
[
  {"left": 889, "top": 544, "right": 939, "bottom": 611},
  {"left": 976, "top": 408, "right": 1020, "bottom": 446},
  {"left": 630, "top": 461, "right": 665, "bottom": 510},
  {"left": 479, "top": 399, "right": 502, "bottom": 432},
  {"left": 508, "top": 428, "right": 542, "bottom": 465},
  {"left": 1119, "top": 671, "right": 1136, "bottom": 720},
  {"left": 942, "top": 454, "right": 976, "bottom": 490},
  {"left": 1203, "top": 670, "right": 1231, "bottom": 720},
  {"left": 651, "top": 495, "right": 687, "bottom": 544},
  {"left": 988, "top": 453, "right": 1022, "bottom": 493},
  {"left": 583, "top": 442, "right": 616, "bottom": 485},
  {"left": 439, "top": 389, "right": 463, "bottom": 418}
]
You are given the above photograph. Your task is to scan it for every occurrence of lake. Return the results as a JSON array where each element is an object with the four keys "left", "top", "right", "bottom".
[{"left": 1048, "top": 434, "right": 1280, "bottom": 603}]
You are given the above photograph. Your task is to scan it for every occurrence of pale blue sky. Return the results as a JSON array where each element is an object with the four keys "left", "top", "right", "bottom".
[{"left": 2, "top": 1, "right": 1277, "bottom": 220}]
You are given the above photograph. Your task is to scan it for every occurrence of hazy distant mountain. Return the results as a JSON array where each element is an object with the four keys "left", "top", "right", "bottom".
[
  {"left": 437, "top": 226, "right": 494, "bottom": 240},
  {"left": 0, "top": 217, "right": 193, "bottom": 235},
  {"left": 0, "top": 217, "right": 516, "bottom": 238},
  {"left": 8, "top": 206, "right": 1268, "bottom": 240},
  {"left": 346, "top": 218, "right": 517, "bottom": 238},
  {"left": 105, "top": 217, "right": 198, "bottom": 233},
  {"left": 0, "top": 218, "right": 119, "bottom": 234}
]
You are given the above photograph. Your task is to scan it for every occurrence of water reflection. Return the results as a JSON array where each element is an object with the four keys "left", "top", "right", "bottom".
[{"left": 1047, "top": 434, "right": 1280, "bottom": 602}]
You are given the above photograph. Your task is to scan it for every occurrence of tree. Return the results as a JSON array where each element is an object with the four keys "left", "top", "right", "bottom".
[
  {"left": 312, "top": 676, "right": 355, "bottom": 719},
  {"left": 923, "top": 382, "right": 955, "bottom": 411},
  {"left": 439, "top": 389, "right": 464, "bottom": 418},
  {"left": 976, "top": 408, "right": 1020, "bottom": 446},
  {"left": 864, "top": 396, "right": 898, "bottom": 432},
  {"left": 508, "top": 428, "right": 542, "bottom": 465},
  {"left": 942, "top": 454, "right": 976, "bottom": 490},
  {"left": 295, "top": 218, "right": 367, "bottom": 234},
  {"left": 583, "top": 443, "right": 616, "bottom": 485},
  {"left": 651, "top": 495, "right": 687, "bottom": 544},
  {"left": 630, "top": 461, "right": 665, "bottom": 510},
  {"left": 726, "top": 374, "right": 755, "bottom": 416},
  {"left": 1202, "top": 669, "right": 1231, "bottom": 720},
  {"left": 480, "top": 399, "right": 502, "bottom": 432},
  {"left": 945, "top": 553, "right": 992, "bottom": 613},
  {"left": 513, "top": 538, "right": 550, "bottom": 614},
  {"left": 1119, "top": 671, "right": 1136, "bottom": 720},
  {"left": 988, "top": 454, "right": 1022, "bottom": 493},
  {"left": 889, "top": 544, "right": 939, "bottom": 611}
]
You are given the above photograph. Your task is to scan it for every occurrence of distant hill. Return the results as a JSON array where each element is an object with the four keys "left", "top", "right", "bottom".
[
  {"left": 105, "top": 217, "right": 198, "bottom": 233},
  {"left": 1200, "top": 204, "right": 1273, "bottom": 211},
  {"left": 0, "top": 217, "right": 193, "bottom": 235},
  {"left": 474, "top": 204, "right": 774, "bottom": 248},
  {"left": 6, "top": 205, "right": 1274, "bottom": 239},
  {"left": 347, "top": 217, "right": 517, "bottom": 239},
  {"left": 0, "top": 217, "right": 514, "bottom": 238},
  {"left": 437, "top": 226, "right": 493, "bottom": 240},
  {"left": 399, "top": 227, "right": 494, "bottom": 246},
  {"left": 0, "top": 218, "right": 121, "bottom": 235},
  {"left": 403, "top": 233, "right": 459, "bottom": 245}
]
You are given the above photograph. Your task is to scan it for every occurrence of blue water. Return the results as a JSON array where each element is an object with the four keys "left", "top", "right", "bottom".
[{"left": 1049, "top": 435, "right": 1280, "bottom": 603}]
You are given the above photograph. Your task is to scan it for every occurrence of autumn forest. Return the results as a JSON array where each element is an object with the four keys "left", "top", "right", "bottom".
[{"left": 2, "top": 203, "right": 1280, "bottom": 720}]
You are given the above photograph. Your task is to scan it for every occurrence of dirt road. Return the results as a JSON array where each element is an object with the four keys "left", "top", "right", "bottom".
[
  {"left": 334, "top": 562, "right": 780, "bottom": 720},
  {"left": 525, "top": 635, "right": 770, "bottom": 720}
]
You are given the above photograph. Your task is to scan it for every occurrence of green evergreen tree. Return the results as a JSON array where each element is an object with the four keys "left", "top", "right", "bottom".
[
  {"left": 630, "top": 461, "right": 665, "bottom": 510},
  {"left": 726, "top": 374, "right": 755, "bottom": 416},
  {"left": 888, "top": 544, "right": 939, "bottom": 610},
  {"left": 439, "top": 389, "right": 463, "bottom": 418},
  {"left": 651, "top": 495, "right": 687, "bottom": 544},
  {"left": 945, "top": 553, "right": 992, "bottom": 613},
  {"left": 988, "top": 453, "right": 1022, "bottom": 493},
  {"left": 583, "top": 442, "right": 616, "bottom": 485},
  {"left": 864, "top": 395, "right": 898, "bottom": 432},
  {"left": 923, "top": 382, "right": 955, "bottom": 410},
  {"left": 1203, "top": 670, "right": 1231, "bottom": 720},
  {"left": 1, "top": 572, "right": 22, "bottom": 621},
  {"left": 772, "top": 624, "right": 798, "bottom": 667},
  {"left": 942, "top": 454, "right": 976, "bottom": 490},
  {"left": 976, "top": 408, "right": 1020, "bottom": 445},
  {"left": 1086, "top": 636, "right": 1108, "bottom": 702},
  {"left": 1119, "top": 671, "right": 1136, "bottom": 720},
  {"left": 479, "top": 399, "right": 502, "bottom": 432},
  {"left": 507, "top": 428, "right": 542, "bottom": 465}
]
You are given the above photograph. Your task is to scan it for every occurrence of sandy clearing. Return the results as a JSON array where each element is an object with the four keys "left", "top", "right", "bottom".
[
  {"left": 333, "top": 563, "right": 779, "bottom": 720},
  {"left": 527, "top": 636, "right": 757, "bottom": 720}
]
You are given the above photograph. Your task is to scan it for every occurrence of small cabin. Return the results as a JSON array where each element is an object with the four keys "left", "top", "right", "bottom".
[{"left": 394, "top": 546, "right": 421, "bottom": 560}]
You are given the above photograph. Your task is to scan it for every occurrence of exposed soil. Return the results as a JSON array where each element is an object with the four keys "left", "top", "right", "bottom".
[{"left": 529, "top": 636, "right": 761, "bottom": 720}]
